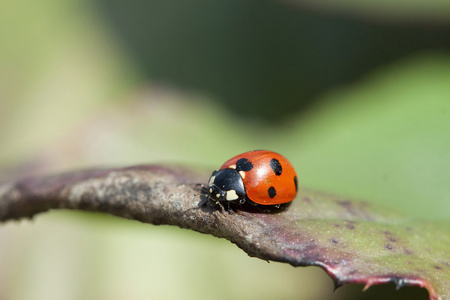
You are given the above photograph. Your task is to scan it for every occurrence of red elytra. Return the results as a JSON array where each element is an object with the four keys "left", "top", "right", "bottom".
[{"left": 220, "top": 150, "right": 298, "bottom": 205}]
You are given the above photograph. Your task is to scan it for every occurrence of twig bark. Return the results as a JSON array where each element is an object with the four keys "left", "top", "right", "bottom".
[{"left": 0, "top": 164, "right": 446, "bottom": 299}]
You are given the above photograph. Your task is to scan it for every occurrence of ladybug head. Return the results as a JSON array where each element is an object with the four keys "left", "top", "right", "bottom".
[
  {"left": 208, "top": 184, "right": 227, "bottom": 202},
  {"left": 207, "top": 168, "right": 246, "bottom": 204}
]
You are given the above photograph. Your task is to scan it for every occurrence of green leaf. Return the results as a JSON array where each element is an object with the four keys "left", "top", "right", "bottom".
[{"left": 281, "top": 191, "right": 450, "bottom": 298}]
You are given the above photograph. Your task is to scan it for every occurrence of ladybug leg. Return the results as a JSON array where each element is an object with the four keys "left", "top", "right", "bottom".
[
  {"left": 198, "top": 196, "right": 208, "bottom": 208},
  {"left": 252, "top": 203, "right": 281, "bottom": 213},
  {"left": 218, "top": 201, "right": 226, "bottom": 212},
  {"left": 227, "top": 202, "right": 235, "bottom": 213},
  {"left": 256, "top": 206, "right": 272, "bottom": 213},
  {"left": 204, "top": 199, "right": 227, "bottom": 212},
  {"left": 197, "top": 185, "right": 212, "bottom": 208},
  {"left": 209, "top": 200, "right": 226, "bottom": 212}
]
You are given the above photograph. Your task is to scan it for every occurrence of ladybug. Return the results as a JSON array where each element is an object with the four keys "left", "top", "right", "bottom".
[{"left": 207, "top": 150, "right": 298, "bottom": 210}]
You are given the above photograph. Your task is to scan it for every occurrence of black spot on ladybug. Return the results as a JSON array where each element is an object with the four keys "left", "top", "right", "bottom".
[
  {"left": 270, "top": 158, "right": 282, "bottom": 175},
  {"left": 268, "top": 186, "right": 276, "bottom": 198},
  {"left": 236, "top": 158, "right": 253, "bottom": 172},
  {"left": 294, "top": 176, "right": 298, "bottom": 191}
]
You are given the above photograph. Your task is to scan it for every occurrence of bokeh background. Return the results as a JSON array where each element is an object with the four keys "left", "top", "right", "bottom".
[{"left": 1, "top": 1, "right": 449, "bottom": 299}]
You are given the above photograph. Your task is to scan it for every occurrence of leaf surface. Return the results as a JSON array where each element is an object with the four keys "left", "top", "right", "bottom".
[{"left": 0, "top": 165, "right": 448, "bottom": 299}]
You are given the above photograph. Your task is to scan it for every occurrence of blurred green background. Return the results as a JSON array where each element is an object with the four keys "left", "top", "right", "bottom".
[{"left": 1, "top": 1, "right": 449, "bottom": 299}]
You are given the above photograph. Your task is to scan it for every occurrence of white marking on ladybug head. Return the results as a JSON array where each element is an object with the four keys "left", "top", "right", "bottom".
[
  {"left": 239, "top": 171, "right": 246, "bottom": 179},
  {"left": 208, "top": 175, "right": 216, "bottom": 185},
  {"left": 228, "top": 164, "right": 236, "bottom": 169},
  {"left": 216, "top": 193, "right": 221, "bottom": 199},
  {"left": 209, "top": 188, "right": 213, "bottom": 193},
  {"left": 226, "top": 190, "right": 239, "bottom": 201}
]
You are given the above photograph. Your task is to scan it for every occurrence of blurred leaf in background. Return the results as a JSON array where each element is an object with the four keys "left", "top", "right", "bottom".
[
  {"left": 95, "top": 0, "right": 450, "bottom": 123},
  {"left": 0, "top": 0, "right": 449, "bottom": 299},
  {"left": 0, "top": 0, "right": 139, "bottom": 169}
]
